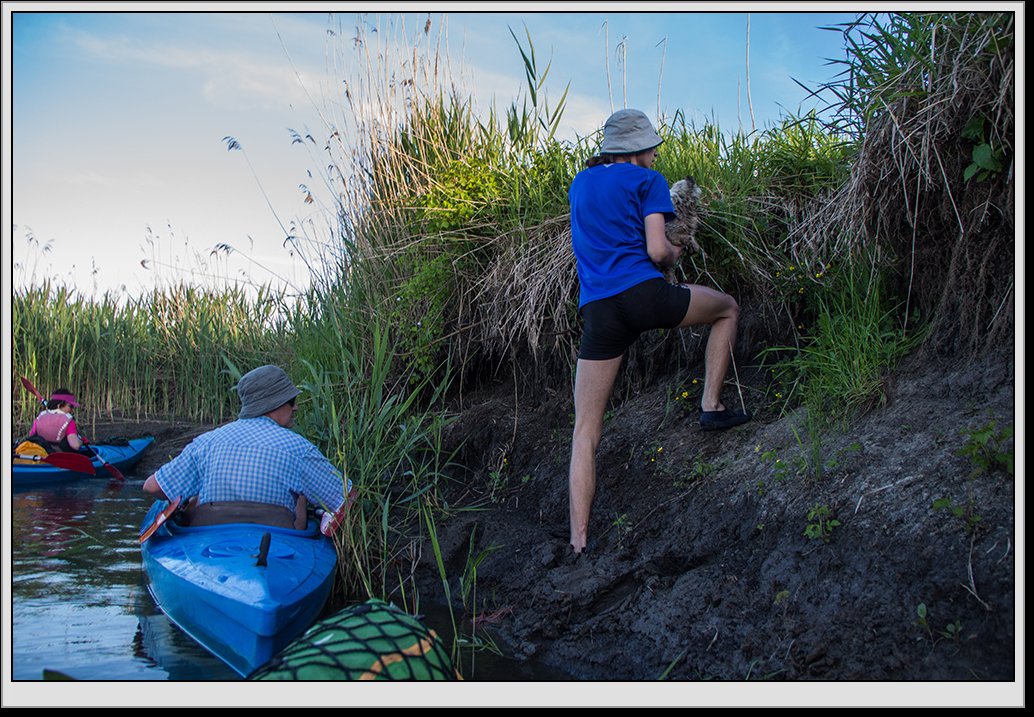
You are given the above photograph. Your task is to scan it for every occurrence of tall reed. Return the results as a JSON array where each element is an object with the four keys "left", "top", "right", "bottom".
[
  {"left": 288, "top": 279, "right": 456, "bottom": 604},
  {"left": 12, "top": 281, "right": 293, "bottom": 431}
]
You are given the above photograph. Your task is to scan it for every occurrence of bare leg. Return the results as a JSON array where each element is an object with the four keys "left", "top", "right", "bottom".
[
  {"left": 677, "top": 285, "right": 740, "bottom": 412},
  {"left": 569, "top": 356, "right": 623, "bottom": 553}
]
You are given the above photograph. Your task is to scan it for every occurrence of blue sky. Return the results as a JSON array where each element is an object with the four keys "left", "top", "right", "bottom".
[{"left": 6, "top": 6, "right": 861, "bottom": 298}]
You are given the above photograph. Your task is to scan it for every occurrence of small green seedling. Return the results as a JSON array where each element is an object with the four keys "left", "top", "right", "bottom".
[
  {"left": 804, "top": 503, "right": 840, "bottom": 542},
  {"left": 956, "top": 420, "right": 1014, "bottom": 478}
]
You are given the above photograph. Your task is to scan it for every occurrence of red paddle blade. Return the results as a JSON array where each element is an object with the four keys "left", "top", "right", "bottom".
[
  {"left": 93, "top": 447, "right": 125, "bottom": 481},
  {"left": 12, "top": 452, "right": 96, "bottom": 474},
  {"left": 20, "top": 376, "right": 45, "bottom": 403},
  {"left": 78, "top": 439, "right": 125, "bottom": 481},
  {"left": 139, "top": 497, "right": 182, "bottom": 543},
  {"left": 41, "top": 452, "right": 97, "bottom": 474}
]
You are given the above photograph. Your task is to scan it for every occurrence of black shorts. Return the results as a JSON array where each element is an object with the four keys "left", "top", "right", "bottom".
[{"left": 578, "top": 279, "right": 692, "bottom": 360}]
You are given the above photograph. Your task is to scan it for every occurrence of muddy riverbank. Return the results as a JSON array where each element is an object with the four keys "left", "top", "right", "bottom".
[{"left": 83, "top": 351, "right": 1017, "bottom": 690}]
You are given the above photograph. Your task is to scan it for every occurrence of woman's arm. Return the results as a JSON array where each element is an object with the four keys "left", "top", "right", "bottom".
[
  {"left": 65, "top": 418, "right": 82, "bottom": 451},
  {"left": 645, "top": 213, "right": 683, "bottom": 268}
]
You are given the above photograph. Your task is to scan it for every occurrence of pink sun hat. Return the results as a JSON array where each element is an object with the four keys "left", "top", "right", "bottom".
[{"left": 50, "top": 391, "right": 80, "bottom": 407}]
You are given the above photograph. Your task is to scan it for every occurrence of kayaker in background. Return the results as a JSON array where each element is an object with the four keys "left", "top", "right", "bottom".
[
  {"left": 27, "top": 388, "right": 84, "bottom": 452},
  {"left": 143, "top": 365, "right": 352, "bottom": 535}
]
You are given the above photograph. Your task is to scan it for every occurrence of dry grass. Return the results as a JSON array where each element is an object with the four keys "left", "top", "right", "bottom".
[
  {"left": 796, "top": 12, "right": 1015, "bottom": 356},
  {"left": 459, "top": 214, "right": 579, "bottom": 383}
]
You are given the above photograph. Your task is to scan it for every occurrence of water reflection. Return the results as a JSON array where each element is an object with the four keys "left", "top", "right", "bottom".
[
  {"left": 11, "top": 477, "right": 238, "bottom": 681},
  {"left": 11, "top": 477, "right": 562, "bottom": 683}
]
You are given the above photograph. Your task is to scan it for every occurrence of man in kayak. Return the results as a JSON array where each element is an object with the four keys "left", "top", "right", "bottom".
[{"left": 143, "top": 364, "right": 351, "bottom": 535}]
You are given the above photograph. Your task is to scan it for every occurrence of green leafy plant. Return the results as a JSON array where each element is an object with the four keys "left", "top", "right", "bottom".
[
  {"left": 940, "top": 619, "right": 963, "bottom": 643},
  {"left": 645, "top": 444, "right": 666, "bottom": 467},
  {"left": 931, "top": 420, "right": 1012, "bottom": 536},
  {"left": 387, "top": 251, "right": 457, "bottom": 386},
  {"left": 759, "top": 447, "right": 792, "bottom": 482},
  {"left": 804, "top": 503, "right": 841, "bottom": 543},
  {"left": 611, "top": 513, "right": 633, "bottom": 549},
  {"left": 673, "top": 458, "right": 715, "bottom": 489},
  {"left": 486, "top": 469, "right": 507, "bottom": 500},
  {"left": 961, "top": 116, "right": 1005, "bottom": 183},
  {"left": 671, "top": 380, "right": 703, "bottom": 415},
  {"left": 916, "top": 602, "right": 932, "bottom": 637},
  {"left": 956, "top": 420, "right": 1014, "bottom": 478},
  {"left": 916, "top": 602, "right": 963, "bottom": 644},
  {"left": 692, "top": 458, "right": 715, "bottom": 478},
  {"left": 932, "top": 495, "right": 982, "bottom": 535}
]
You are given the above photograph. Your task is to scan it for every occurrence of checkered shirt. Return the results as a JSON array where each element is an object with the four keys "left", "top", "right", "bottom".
[{"left": 154, "top": 417, "right": 348, "bottom": 512}]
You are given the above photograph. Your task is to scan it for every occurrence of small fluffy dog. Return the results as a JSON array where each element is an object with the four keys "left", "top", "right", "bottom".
[
  {"left": 663, "top": 176, "right": 704, "bottom": 281},
  {"left": 668, "top": 176, "right": 704, "bottom": 256}
]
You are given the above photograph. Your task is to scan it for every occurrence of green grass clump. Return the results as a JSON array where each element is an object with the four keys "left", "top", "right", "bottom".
[
  {"left": 290, "top": 298, "right": 455, "bottom": 604},
  {"left": 768, "top": 258, "right": 924, "bottom": 425}
]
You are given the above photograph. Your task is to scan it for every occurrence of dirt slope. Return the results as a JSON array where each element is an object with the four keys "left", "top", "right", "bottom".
[{"left": 418, "top": 352, "right": 1017, "bottom": 682}]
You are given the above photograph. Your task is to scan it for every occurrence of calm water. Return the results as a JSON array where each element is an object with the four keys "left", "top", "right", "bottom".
[{"left": 10, "top": 475, "right": 239, "bottom": 682}]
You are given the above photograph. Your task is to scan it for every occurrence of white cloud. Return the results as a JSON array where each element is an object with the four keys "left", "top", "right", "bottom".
[
  {"left": 70, "top": 27, "right": 316, "bottom": 111},
  {"left": 556, "top": 93, "right": 611, "bottom": 144}
]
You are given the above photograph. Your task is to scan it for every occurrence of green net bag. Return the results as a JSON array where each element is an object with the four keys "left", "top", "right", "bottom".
[{"left": 250, "top": 599, "right": 461, "bottom": 681}]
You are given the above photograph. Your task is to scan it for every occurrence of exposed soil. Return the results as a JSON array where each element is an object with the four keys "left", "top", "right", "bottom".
[
  {"left": 417, "top": 352, "right": 1017, "bottom": 683},
  {"left": 94, "top": 351, "right": 1017, "bottom": 686}
]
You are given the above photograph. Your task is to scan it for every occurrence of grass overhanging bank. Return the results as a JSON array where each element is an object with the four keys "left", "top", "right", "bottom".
[{"left": 11, "top": 10, "right": 1015, "bottom": 661}]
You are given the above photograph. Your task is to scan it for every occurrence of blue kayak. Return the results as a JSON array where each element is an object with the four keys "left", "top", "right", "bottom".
[
  {"left": 12, "top": 436, "right": 155, "bottom": 486},
  {"left": 139, "top": 500, "right": 337, "bottom": 678}
]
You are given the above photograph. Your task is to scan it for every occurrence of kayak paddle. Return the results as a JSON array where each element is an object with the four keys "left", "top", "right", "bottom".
[
  {"left": 14, "top": 452, "right": 97, "bottom": 474},
  {"left": 139, "top": 496, "right": 182, "bottom": 543},
  {"left": 20, "top": 375, "right": 125, "bottom": 480}
]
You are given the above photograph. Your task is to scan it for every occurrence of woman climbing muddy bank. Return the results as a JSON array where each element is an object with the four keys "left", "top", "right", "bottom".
[{"left": 566, "top": 109, "right": 749, "bottom": 554}]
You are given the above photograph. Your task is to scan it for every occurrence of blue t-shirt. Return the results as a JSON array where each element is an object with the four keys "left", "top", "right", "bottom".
[{"left": 569, "top": 163, "right": 675, "bottom": 307}]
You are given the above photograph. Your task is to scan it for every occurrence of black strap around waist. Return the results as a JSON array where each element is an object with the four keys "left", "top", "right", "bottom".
[{"left": 187, "top": 501, "right": 296, "bottom": 529}]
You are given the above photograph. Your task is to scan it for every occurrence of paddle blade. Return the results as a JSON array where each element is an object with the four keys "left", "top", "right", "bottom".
[
  {"left": 80, "top": 440, "right": 125, "bottom": 481},
  {"left": 20, "top": 376, "right": 45, "bottom": 403},
  {"left": 14, "top": 452, "right": 95, "bottom": 474},
  {"left": 139, "top": 497, "right": 182, "bottom": 543},
  {"left": 95, "top": 448, "right": 125, "bottom": 481},
  {"left": 42, "top": 452, "right": 97, "bottom": 475}
]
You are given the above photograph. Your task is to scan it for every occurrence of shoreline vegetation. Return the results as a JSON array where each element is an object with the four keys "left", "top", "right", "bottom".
[{"left": 12, "top": 12, "right": 1015, "bottom": 678}]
